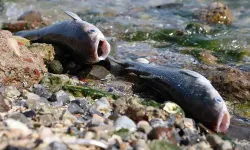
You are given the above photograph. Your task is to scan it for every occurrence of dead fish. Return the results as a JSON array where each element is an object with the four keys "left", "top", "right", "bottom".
[
  {"left": 109, "top": 56, "right": 230, "bottom": 133},
  {"left": 15, "top": 9, "right": 110, "bottom": 64}
]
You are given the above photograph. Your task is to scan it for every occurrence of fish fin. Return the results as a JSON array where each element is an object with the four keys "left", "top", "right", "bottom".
[
  {"left": 61, "top": 8, "right": 82, "bottom": 21},
  {"left": 179, "top": 69, "right": 206, "bottom": 79}
]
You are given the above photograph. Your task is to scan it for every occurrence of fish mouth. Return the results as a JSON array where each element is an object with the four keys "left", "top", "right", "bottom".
[
  {"left": 215, "top": 106, "right": 230, "bottom": 133},
  {"left": 95, "top": 39, "right": 110, "bottom": 61}
]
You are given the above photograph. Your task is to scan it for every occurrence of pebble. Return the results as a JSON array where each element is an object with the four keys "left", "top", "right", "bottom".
[
  {"left": 4, "top": 118, "right": 32, "bottom": 136},
  {"left": 207, "top": 134, "right": 233, "bottom": 150},
  {"left": 0, "top": 93, "right": 10, "bottom": 112},
  {"left": 33, "top": 84, "right": 51, "bottom": 99},
  {"left": 68, "top": 103, "right": 85, "bottom": 114},
  {"left": 5, "top": 86, "right": 21, "bottom": 98},
  {"left": 60, "top": 109, "right": 77, "bottom": 126},
  {"left": 148, "top": 127, "right": 177, "bottom": 144},
  {"left": 50, "top": 90, "right": 74, "bottom": 105},
  {"left": 25, "top": 92, "right": 50, "bottom": 110},
  {"left": 49, "top": 141, "right": 68, "bottom": 150},
  {"left": 137, "top": 121, "right": 152, "bottom": 134},
  {"left": 88, "top": 114, "right": 105, "bottom": 127},
  {"left": 22, "top": 110, "right": 36, "bottom": 118},
  {"left": 149, "top": 118, "right": 166, "bottom": 128},
  {"left": 9, "top": 113, "right": 30, "bottom": 125},
  {"left": 39, "top": 114, "right": 54, "bottom": 127},
  {"left": 71, "top": 98, "right": 89, "bottom": 111},
  {"left": 91, "top": 97, "right": 112, "bottom": 117},
  {"left": 114, "top": 116, "right": 136, "bottom": 132}
]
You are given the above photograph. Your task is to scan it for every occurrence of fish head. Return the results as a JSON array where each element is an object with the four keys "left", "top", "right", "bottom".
[
  {"left": 79, "top": 20, "right": 110, "bottom": 64},
  {"left": 202, "top": 86, "right": 230, "bottom": 133}
]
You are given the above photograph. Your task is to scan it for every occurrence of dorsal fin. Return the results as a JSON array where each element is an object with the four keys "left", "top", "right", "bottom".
[
  {"left": 179, "top": 69, "right": 207, "bottom": 79},
  {"left": 61, "top": 8, "right": 82, "bottom": 21}
]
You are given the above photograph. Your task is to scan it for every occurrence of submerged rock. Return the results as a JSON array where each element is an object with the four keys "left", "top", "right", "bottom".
[{"left": 195, "top": 2, "right": 232, "bottom": 25}]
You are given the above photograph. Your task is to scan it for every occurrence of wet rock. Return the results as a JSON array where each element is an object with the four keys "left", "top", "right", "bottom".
[
  {"left": 0, "top": 30, "right": 46, "bottom": 88},
  {"left": 87, "top": 65, "right": 110, "bottom": 80},
  {"left": 199, "top": 51, "right": 218, "bottom": 65},
  {"left": 71, "top": 98, "right": 89, "bottom": 111},
  {"left": 0, "top": 0, "right": 4, "bottom": 12},
  {"left": 106, "top": 37, "right": 117, "bottom": 56},
  {"left": 148, "top": 127, "right": 177, "bottom": 145},
  {"left": 47, "top": 60, "right": 63, "bottom": 74},
  {"left": 4, "top": 119, "right": 32, "bottom": 137},
  {"left": 18, "top": 11, "right": 43, "bottom": 22},
  {"left": 137, "top": 121, "right": 152, "bottom": 134},
  {"left": 207, "top": 134, "right": 233, "bottom": 150},
  {"left": 1, "top": 21, "right": 44, "bottom": 32},
  {"left": 39, "top": 114, "right": 54, "bottom": 127},
  {"left": 195, "top": 2, "right": 232, "bottom": 25},
  {"left": 185, "top": 23, "right": 207, "bottom": 35},
  {"left": 185, "top": 64, "right": 250, "bottom": 102},
  {"left": 49, "top": 141, "right": 68, "bottom": 150},
  {"left": 114, "top": 116, "right": 136, "bottom": 132},
  {"left": 9, "top": 113, "right": 30, "bottom": 125},
  {"left": 50, "top": 90, "right": 74, "bottom": 105},
  {"left": 90, "top": 125, "right": 115, "bottom": 137},
  {"left": 0, "top": 93, "right": 10, "bottom": 112},
  {"left": 28, "top": 43, "right": 55, "bottom": 62},
  {"left": 68, "top": 103, "right": 84, "bottom": 114},
  {"left": 33, "top": 84, "right": 51, "bottom": 99}
]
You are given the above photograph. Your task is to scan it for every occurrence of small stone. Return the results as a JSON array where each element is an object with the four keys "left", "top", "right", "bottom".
[
  {"left": 137, "top": 121, "right": 152, "bottom": 134},
  {"left": 68, "top": 103, "right": 84, "bottom": 114},
  {"left": 50, "top": 90, "right": 74, "bottom": 105},
  {"left": 49, "top": 141, "right": 68, "bottom": 150},
  {"left": 114, "top": 116, "right": 136, "bottom": 132},
  {"left": 60, "top": 109, "right": 77, "bottom": 125},
  {"left": 135, "top": 58, "right": 149, "bottom": 64},
  {"left": 88, "top": 114, "right": 105, "bottom": 126},
  {"left": 133, "top": 139, "right": 150, "bottom": 150},
  {"left": 90, "top": 125, "right": 115, "bottom": 135},
  {"left": 207, "top": 134, "right": 232, "bottom": 150},
  {"left": 188, "top": 141, "right": 212, "bottom": 150},
  {"left": 40, "top": 114, "right": 54, "bottom": 127},
  {"left": 87, "top": 65, "right": 110, "bottom": 80},
  {"left": 0, "top": 93, "right": 9, "bottom": 112},
  {"left": 47, "top": 60, "right": 63, "bottom": 74},
  {"left": 25, "top": 92, "right": 50, "bottom": 110},
  {"left": 4, "top": 118, "right": 32, "bottom": 136},
  {"left": 5, "top": 86, "right": 21, "bottom": 98},
  {"left": 22, "top": 110, "right": 36, "bottom": 118},
  {"left": 148, "top": 127, "right": 177, "bottom": 145},
  {"left": 33, "top": 84, "right": 51, "bottom": 99},
  {"left": 91, "top": 97, "right": 112, "bottom": 117},
  {"left": 149, "top": 118, "right": 166, "bottom": 128},
  {"left": 71, "top": 98, "right": 89, "bottom": 111},
  {"left": 39, "top": 127, "right": 53, "bottom": 140},
  {"left": 84, "top": 131, "right": 95, "bottom": 140}
]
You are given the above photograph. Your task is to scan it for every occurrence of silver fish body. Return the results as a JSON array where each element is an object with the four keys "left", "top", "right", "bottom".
[
  {"left": 15, "top": 10, "right": 110, "bottom": 64},
  {"left": 111, "top": 59, "right": 230, "bottom": 133}
]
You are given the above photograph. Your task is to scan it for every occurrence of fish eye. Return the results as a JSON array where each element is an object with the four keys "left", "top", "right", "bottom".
[
  {"left": 88, "top": 29, "right": 96, "bottom": 34},
  {"left": 215, "top": 97, "right": 222, "bottom": 103}
]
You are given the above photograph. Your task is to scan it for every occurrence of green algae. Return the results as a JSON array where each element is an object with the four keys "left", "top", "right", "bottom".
[
  {"left": 63, "top": 85, "right": 119, "bottom": 100},
  {"left": 141, "top": 99, "right": 163, "bottom": 108}
]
